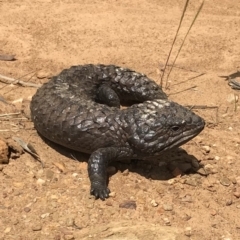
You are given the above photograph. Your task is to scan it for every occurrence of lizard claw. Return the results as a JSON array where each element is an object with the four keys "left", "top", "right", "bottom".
[{"left": 90, "top": 185, "right": 110, "bottom": 200}]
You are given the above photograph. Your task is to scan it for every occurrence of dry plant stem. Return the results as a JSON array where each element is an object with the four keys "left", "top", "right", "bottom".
[
  {"left": 234, "top": 95, "right": 237, "bottom": 112},
  {"left": 0, "top": 112, "right": 21, "bottom": 117},
  {"left": 168, "top": 85, "right": 197, "bottom": 96},
  {"left": 170, "top": 73, "right": 205, "bottom": 88},
  {"left": 185, "top": 105, "right": 218, "bottom": 110},
  {"left": 165, "top": 64, "right": 206, "bottom": 74},
  {"left": 166, "top": 1, "right": 205, "bottom": 87},
  {"left": 0, "top": 73, "right": 42, "bottom": 88},
  {"left": 0, "top": 117, "right": 28, "bottom": 121},
  {"left": 160, "top": 0, "right": 190, "bottom": 87},
  {"left": 187, "top": 105, "right": 219, "bottom": 124}
]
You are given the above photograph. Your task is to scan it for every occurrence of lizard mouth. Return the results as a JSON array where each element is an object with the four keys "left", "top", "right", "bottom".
[{"left": 163, "top": 121, "right": 205, "bottom": 151}]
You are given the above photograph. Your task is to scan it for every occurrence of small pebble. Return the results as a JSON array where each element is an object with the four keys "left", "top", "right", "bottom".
[
  {"left": 119, "top": 200, "right": 136, "bottom": 209},
  {"left": 197, "top": 168, "right": 208, "bottom": 176},
  {"left": 236, "top": 176, "right": 240, "bottom": 184},
  {"left": 54, "top": 235, "right": 61, "bottom": 240},
  {"left": 36, "top": 169, "right": 44, "bottom": 177},
  {"left": 211, "top": 209, "right": 217, "bottom": 216},
  {"left": 175, "top": 234, "right": 189, "bottom": 240},
  {"left": 37, "top": 70, "right": 50, "bottom": 79},
  {"left": 122, "top": 169, "right": 129, "bottom": 176},
  {"left": 226, "top": 93, "right": 237, "bottom": 103},
  {"left": 202, "top": 145, "right": 210, "bottom": 154},
  {"left": 220, "top": 177, "right": 231, "bottom": 187},
  {"left": 233, "top": 191, "right": 240, "bottom": 198},
  {"left": 64, "top": 234, "right": 75, "bottom": 240},
  {"left": 0, "top": 138, "right": 9, "bottom": 164},
  {"left": 41, "top": 213, "right": 50, "bottom": 219},
  {"left": 229, "top": 177, "right": 237, "bottom": 184},
  {"left": 184, "top": 227, "right": 192, "bottom": 237},
  {"left": 226, "top": 199, "right": 232, "bottom": 206},
  {"left": 204, "top": 164, "right": 218, "bottom": 174},
  {"left": 211, "top": 223, "right": 217, "bottom": 228},
  {"left": 36, "top": 178, "right": 46, "bottom": 185},
  {"left": 167, "top": 179, "right": 175, "bottom": 185},
  {"left": 150, "top": 200, "right": 158, "bottom": 207},
  {"left": 13, "top": 219, "right": 19, "bottom": 225},
  {"left": 23, "top": 207, "right": 31, "bottom": 213},
  {"left": 185, "top": 178, "right": 197, "bottom": 187},
  {"left": 163, "top": 217, "right": 171, "bottom": 226},
  {"left": 105, "top": 200, "right": 113, "bottom": 206},
  {"left": 66, "top": 218, "right": 74, "bottom": 227},
  {"left": 214, "top": 156, "right": 220, "bottom": 161},
  {"left": 32, "top": 224, "right": 42, "bottom": 231},
  {"left": 50, "top": 195, "right": 59, "bottom": 200},
  {"left": 181, "top": 194, "right": 193, "bottom": 203},
  {"left": 163, "top": 204, "right": 173, "bottom": 211},
  {"left": 46, "top": 169, "right": 54, "bottom": 180},
  {"left": 86, "top": 203, "right": 94, "bottom": 209},
  {"left": 4, "top": 227, "right": 11, "bottom": 233},
  {"left": 221, "top": 235, "right": 233, "bottom": 240},
  {"left": 53, "top": 161, "right": 66, "bottom": 172},
  {"left": 181, "top": 213, "right": 191, "bottom": 221},
  {"left": 72, "top": 173, "right": 78, "bottom": 177},
  {"left": 109, "top": 192, "right": 116, "bottom": 198}
]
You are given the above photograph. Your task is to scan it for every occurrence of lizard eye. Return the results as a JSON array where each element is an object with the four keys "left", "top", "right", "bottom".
[{"left": 171, "top": 126, "right": 180, "bottom": 131}]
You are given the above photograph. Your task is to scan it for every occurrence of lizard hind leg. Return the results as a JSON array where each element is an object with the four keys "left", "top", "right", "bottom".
[{"left": 95, "top": 85, "right": 120, "bottom": 108}]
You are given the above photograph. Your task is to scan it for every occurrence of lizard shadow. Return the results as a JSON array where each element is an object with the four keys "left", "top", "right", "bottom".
[{"left": 41, "top": 135, "right": 202, "bottom": 181}]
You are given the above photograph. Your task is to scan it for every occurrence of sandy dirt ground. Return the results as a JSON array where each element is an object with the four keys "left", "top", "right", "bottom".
[{"left": 0, "top": 0, "right": 240, "bottom": 239}]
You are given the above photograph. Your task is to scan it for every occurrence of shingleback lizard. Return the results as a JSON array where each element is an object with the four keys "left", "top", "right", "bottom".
[{"left": 30, "top": 64, "right": 205, "bottom": 200}]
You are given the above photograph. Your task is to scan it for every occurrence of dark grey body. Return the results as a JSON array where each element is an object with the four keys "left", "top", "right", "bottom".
[{"left": 31, "top": 64, "right": 205, "bottom": 200}]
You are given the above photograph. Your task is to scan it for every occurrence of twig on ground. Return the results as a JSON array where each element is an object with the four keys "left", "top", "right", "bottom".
[{"left": 0, "top": 73, "right": 42, "bottom": 88}]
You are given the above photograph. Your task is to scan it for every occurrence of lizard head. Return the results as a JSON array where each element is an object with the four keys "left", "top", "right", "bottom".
[{"left": 124, "top": 99, "right": 205, "bottom": 156}]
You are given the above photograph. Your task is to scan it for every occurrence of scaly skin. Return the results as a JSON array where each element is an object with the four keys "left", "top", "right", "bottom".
[{"left": 30, "top": 64, "right": 205, "bottom": 200}]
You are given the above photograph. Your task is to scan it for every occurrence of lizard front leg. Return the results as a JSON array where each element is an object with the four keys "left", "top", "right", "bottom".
[{"left": 88, "top": 147, "right": 133, "bottom": 200}]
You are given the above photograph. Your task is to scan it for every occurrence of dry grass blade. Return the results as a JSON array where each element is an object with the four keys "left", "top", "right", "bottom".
[
  {"left": 168, "top": 85, "right": 197, "bottom": 96},
  {"left": 0, "top": 112, "right": 21, "bottom": 117},
  {"left": 166, "top": 1, "right": 205, "bottom": 87},
  {"left": 184, "top": 105, "right": 218, "bottom": 110},
  {"left": 12, "top": 136, "right": 44, "bottom": 168},
  {"left": 160, "top": 0, "right": 190, "bottom": 87}
]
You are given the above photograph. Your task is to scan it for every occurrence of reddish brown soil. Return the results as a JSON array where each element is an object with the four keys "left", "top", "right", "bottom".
[{"left": 0, "top": 0, "right": 240, "bottom": 239}]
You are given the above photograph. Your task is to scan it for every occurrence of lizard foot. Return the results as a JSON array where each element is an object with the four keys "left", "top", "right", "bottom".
[{"left": 90, "top": 185, "right": 110, "bottom": 200}]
